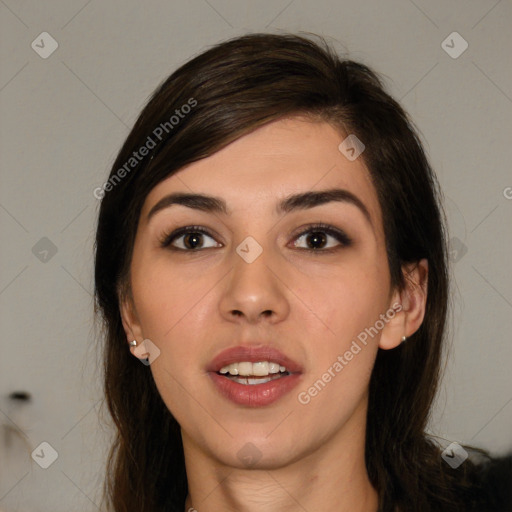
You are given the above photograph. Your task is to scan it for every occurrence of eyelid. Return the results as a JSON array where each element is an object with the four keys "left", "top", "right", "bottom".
[
  {"left": 158, "top": 225, "right": 220, "bottom": 249},
  {"left": 159, "top": 223, "right": 352, "bottom": 251},
  {"left": 289, "top": 222, "right": 352, "bottom": 250}
]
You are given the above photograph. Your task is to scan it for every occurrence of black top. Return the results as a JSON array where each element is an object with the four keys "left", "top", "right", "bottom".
[{"left": 471, "top": 454, "right": 512, "bottom": 511}]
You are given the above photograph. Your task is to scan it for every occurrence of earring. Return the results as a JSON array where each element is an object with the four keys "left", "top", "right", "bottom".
[
  {"left": 401, "top": 336, "right": 407, "bottom": 342},
  {"left": 129, "top": 340, "right": 137, "bottom": 346}
]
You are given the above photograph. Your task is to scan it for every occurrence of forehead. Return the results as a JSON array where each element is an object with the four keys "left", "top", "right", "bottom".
[{"left": 141, "top": 117, "right": 382, "bottom": 229}]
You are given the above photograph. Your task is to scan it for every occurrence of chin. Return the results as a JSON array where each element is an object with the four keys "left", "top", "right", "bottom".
[{"left": 208, "top": 432, "right": 307, "bottom": 470}]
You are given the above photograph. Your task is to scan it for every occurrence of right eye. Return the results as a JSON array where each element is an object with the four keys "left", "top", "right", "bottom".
[{"left": 159, "top": 226, "right": 222, "bottom": 251}]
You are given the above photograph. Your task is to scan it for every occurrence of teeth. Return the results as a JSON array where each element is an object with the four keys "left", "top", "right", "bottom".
[
  {"left": 252, "top": 362, "right": 268, "bottom": 376},
  {"left": 230, "top": 375, "right": 281, "bottom": 385},
  {"left": 268, "top": 362, "right": 280, "bottom": 374},
  {"left": 218, "top": 361, "right": 288, "bottom": 376},
  {"left": 238, "top": 362, "right": 253, "bottom": 376}
]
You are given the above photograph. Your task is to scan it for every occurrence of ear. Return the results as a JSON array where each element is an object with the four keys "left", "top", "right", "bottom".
[
  {"left": 379, "top": 258, "right": 428, "bottom": 350},
  {"left": 119, "top": 287, "right": 145, "bottom": 358}
]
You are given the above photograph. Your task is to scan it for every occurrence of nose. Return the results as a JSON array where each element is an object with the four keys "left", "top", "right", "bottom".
[{"left": 219, "top": 245, "right": 290, "bottom": 325}]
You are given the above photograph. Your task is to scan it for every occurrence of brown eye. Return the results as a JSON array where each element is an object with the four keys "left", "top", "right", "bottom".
[
  {"left": 159, "top": 226, "right": 221, "bottom": 251},
  {"left": 292, "top": 224, "right": 352, "bottom": 252},
  {"left": 181, "top": 232, "right": 205, "bottom": 249}
]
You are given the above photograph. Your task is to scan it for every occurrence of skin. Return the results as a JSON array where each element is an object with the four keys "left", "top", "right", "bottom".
[{"left": 120, "top": 117, "right": 428, "bottom": 512}]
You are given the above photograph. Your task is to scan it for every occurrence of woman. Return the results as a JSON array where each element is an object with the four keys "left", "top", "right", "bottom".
[{"left": 94, "top": 33, "right": 504, "bottom": 511}]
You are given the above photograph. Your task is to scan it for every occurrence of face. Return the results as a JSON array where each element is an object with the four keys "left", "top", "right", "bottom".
[{"left": 121, "top": 117, "right": 406, "bottom": 469}]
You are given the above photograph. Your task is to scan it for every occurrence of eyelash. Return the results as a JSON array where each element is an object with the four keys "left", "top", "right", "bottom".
[{"left": 158, "top": 223, "right": 352, "bottom": 254}]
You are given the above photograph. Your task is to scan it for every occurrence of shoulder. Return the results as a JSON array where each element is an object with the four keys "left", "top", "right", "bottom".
[
  {"left": 421, "top": 448, "right": 512, "bottom": 512},
  {"left": 476, "top": 454, "right": 512, "bottom": 512}
]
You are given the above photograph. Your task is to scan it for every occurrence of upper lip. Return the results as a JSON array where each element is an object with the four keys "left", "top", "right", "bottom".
[{"left": 207, "top": 345, "right": 303, "bottom": 374}]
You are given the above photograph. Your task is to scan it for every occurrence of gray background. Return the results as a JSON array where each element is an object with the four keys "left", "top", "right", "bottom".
[{"left": 1, "top": 1, "right": 511, "bottom": 510}]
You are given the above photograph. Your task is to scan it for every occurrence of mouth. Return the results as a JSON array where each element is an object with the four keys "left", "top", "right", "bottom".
[
  {"left": 218, "top": 361, "right": 291, "bottom": 384},
  {"left": 206, "top": 346, "right": 303, "bottom": 407}
]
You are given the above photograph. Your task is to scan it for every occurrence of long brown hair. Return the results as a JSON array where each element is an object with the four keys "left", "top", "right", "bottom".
[{"left": 94, "top": 33, "right": 484, "bottom": 511}]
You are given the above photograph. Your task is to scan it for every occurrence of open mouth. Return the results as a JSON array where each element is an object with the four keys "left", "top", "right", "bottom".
[
  {"left": 207, "top": 347, "right": 303, "bottom": 406},
  {"left": 216, "top": 361, "right": 292, "bottom": 385}
]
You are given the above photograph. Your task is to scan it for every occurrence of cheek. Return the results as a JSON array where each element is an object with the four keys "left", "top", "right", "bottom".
[
  {"left": 293, "top": 264, "right": 386, "bottom": 419},
  {"left": 129, "top": 256, "right": 218, "bottom": 419},
  {"left": 293, "top": 257, "right": 389, "bottom": 412},
  {"left": 295, "top": 257, "right": 390, "bottom": 346},
  {"left": 295, "top": 345, "right": 376, "bottom": 438},
  {"left": 131, "top": 251, "right": 217, "bottom": 341}
]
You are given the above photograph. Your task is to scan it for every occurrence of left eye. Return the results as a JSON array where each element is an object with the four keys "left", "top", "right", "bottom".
[
  {"left": 292, "top": 225, "right": 351, "bottom": 251},
  {"left": 161, "top": 227, "right": 220, "bottom": 250}
]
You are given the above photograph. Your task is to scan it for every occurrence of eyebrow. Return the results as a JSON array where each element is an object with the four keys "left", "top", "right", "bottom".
[{"left": 146, "top": 188, "right": 372, "bottom": 227}]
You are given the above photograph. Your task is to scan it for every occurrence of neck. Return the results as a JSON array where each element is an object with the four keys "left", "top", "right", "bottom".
[{"left": 182, "top": 399, "right": 379, "bottom": 512}]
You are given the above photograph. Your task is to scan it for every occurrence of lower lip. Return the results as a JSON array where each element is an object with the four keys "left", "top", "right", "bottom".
[{"left": 209, "top": 372, "right": 302, "bottom": 407}]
